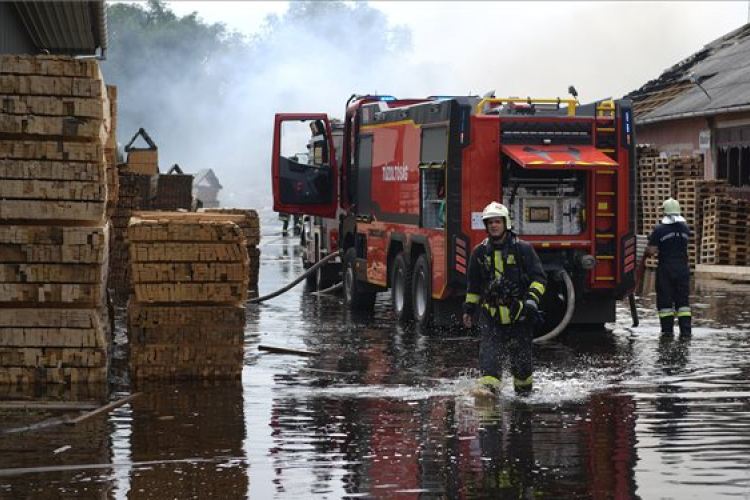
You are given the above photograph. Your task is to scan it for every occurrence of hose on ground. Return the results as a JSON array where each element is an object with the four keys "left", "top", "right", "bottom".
[
  {"left": 533, "top": 269, "right": 575, "bottom": 344},
  {"left": 249, "top": 250, "right": 342, "bottom": 304},
  {"left": 312, "top": 282, "right": 343, "bottom": 295}
]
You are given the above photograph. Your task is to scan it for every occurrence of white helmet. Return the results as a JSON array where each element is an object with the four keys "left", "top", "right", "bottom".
[
  {"left": 481, "top": 201, "right": 512, "bottom": 230},
  {"left": 662, "top": 198, "right": 680, "bottom": 215}
]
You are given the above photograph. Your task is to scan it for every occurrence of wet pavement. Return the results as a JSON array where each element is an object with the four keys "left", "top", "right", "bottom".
[{"left": 1, "top": 224, "right": 750, "bottom": 499}]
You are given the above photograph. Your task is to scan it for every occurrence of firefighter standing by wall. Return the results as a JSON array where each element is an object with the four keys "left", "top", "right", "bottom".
[
  {"left": 645, "top": 198, "right": 692, "bottom": 337},
  {"left": 463, "top": 202, "right": 547, "bottom": 396}
]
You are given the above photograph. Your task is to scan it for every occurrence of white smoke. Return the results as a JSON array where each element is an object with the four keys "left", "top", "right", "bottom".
[{"left": 107, "top": 1, "right": 746, "bottom": 211}]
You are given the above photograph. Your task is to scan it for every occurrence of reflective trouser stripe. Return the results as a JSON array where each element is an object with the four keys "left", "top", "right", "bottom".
[
  {"left": 528, "top": 281, "right": 545, "bottom": 302},
  {"left": 498, "top": 470, "right": 512, "bottom": 488},
  {"left": 479, "top": 375, "right": 501, "bottom": 386},
  {"left": 514, "top": 375, "right": 533, "bottom": 388},
  {"left": 658, "top": 309, "right": 675, "bottom": 318},
  {"left": 677, "top": 307, "right": 692, "bottom": 317}
]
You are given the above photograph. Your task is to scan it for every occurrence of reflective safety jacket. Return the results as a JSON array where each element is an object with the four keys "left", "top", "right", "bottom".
[{"left": 464, "top": 233, "right": 547, "bottom": 324}]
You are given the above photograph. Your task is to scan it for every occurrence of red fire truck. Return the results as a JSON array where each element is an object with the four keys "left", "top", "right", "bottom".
[{"left": 272, "top": 94, "right": 637, "bottom": 335}]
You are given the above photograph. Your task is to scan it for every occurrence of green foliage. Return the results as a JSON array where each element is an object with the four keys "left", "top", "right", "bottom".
[{"left": 104, "top": 0, "right": 243, "bottom": 84}]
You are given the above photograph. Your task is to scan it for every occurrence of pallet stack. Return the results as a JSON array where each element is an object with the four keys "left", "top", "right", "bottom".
[
  {"left": 0, "top": 55, "right": 112, "bottom": 385},
  {"left": 127, "top": 212, "right": 249, "bottom": 380},
  {"left": 669, "top": 154, "right": 704, "bottom": 192},
  {"left": 201, "top": 208, "right": 261, "bottom": 288},
  {"left": 637, "top": 149, "right": 708, "bottom": 267},
  {"left": 638, "top": 153, "right": 670, "bottom": 268},
  {"left": 701, "top": 196, "right": 750, "bottom": 266},
  {"left": 675, "top": 179, "right": 728, "bottom": 267}
]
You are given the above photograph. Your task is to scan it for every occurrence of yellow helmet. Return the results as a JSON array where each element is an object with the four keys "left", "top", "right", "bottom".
[
  {"left": 482, "top": 201, "right": 512, "bottom": 229},
  {"left": 662, "top": 198, "right": 681, "bottom": 215}
]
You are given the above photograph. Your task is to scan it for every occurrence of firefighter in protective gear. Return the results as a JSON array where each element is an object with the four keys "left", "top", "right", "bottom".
[
  {"left": 463, "top": 202, "right": 547, "bottom": 396},
  {"left": 278, "top": 212, "right": 291, "bottom": 237},
  {"left": 646, "top": 197, "right": 692, "bottom": 336}
]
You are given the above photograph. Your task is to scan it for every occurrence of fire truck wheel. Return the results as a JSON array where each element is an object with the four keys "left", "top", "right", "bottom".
[
  {"left": 343, "top": 248, "right": 376, "bottom": 309},
  {"left": 412, "top": 254, "right": 433, "bottom": 327},
  {"left": 316, "top": 263, "right": 339, "bottom": 290},
  {"left": 391, "top": 253, "right": 413, "bottom": 322}
]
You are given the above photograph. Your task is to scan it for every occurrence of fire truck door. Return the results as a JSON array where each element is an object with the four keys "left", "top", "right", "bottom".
[{"left": 272, "top": 113, "right": 339, "bottom": 218}]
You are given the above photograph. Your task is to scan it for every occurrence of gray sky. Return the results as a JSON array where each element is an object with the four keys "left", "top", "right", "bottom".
[
  {"left": 137, "top": 1, "right": 747, "bottom": 208},
  {"left": 169, "top": 1, "right": 747, "bottom": 102}
]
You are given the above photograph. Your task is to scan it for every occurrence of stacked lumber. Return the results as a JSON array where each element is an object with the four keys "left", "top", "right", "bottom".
[
  {"left": 701, "top": 196, "right": 750, "bottom": 266},
  {"left": 108, "top": 171, "right": 153, "bottom": 298},
  {"left": 104, "top": 85, "right": 119, "bottom": 218},
  {"left": 0, "top": 55, "right": 112, "bottom": 385},
  {"left": 126, "top": 148, "right": 158, "bottom": 176},
  {"left": 201, "top": 208, "right": 261, "bottom": 287},
  {"left": 151, "top": 172, "right": 193, "bottom": 211},
  {"left": 127, "top": 212, "right": 249, "bottom": 380}
]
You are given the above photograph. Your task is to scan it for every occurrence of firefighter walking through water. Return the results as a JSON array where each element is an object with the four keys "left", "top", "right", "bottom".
[
  {"left": 463, "top": 202, "right": 547, "bottom": 397},
  {"left": 645, "top": 197, "right": 692, "bottom": 337}
]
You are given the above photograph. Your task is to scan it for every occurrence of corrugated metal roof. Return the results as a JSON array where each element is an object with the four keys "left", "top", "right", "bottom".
[
  {"left": 628, "top": 23, "right": 750, "bottom": 124},
  {"left": 11, "top": 1, "right": 106, "bottom": 56}
]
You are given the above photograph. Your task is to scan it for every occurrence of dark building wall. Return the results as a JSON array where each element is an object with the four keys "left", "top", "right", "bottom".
[
  {"left": 0, "top": 3, "right": 36, "bottom": 54},
  {"left": 637, "top": 117, "right": 713, "bottom": 177},
  {"left": 638, "top": 111, "right": 750, "bottom": 183}
]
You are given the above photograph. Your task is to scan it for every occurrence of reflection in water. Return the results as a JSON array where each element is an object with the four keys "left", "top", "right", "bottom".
[
  {"left": 127, "top": 381, "right": 247, "bottom": 500},
  {"left": 5, "top": 222, "right": 750, "bottom": 499}
]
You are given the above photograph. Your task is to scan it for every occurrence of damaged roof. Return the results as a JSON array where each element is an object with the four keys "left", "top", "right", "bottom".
[
  {"left": 11, "top": 1, "right": 106, "bottom": 56},
  {"left": 627, "top": 22, "right": 750, "bottom": 125}
]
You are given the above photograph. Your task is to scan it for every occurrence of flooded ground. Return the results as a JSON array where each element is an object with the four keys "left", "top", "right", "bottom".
[{"left": 1, "top": 226, "right": 750, "bottom": 499}]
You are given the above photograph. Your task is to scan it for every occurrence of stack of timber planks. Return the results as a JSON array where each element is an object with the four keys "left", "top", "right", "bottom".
[
  {"left": 127, "top": 212, "right": 249, "bottom": 380},
  {"left": 125, "top": 147, "right": 158, "bottom": 176},
  {"left": 151, "top": 172, "right": 194, "bottom": 211},
  {"left": 108, "top": 171, "right": 152, "bottom": 299},
  {"left": 0, "top": 55, "right": 113, "bottom": 385},
  {"left": 200, "top": 208, "right": 261, "bottom": 288}
]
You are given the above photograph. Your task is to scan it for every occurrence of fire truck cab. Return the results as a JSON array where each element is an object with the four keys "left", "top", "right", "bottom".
[{"left": 272, "top": 94, "right": 637, "bottom": 335}]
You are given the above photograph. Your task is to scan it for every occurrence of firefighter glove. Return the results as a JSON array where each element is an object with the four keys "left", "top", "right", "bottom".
[{"left": 523, "top": 299, "right": 540, "bottom": 324}]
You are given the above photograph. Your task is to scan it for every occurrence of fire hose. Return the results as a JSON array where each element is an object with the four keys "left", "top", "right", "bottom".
[
  {"left": 248, "top": 250, "right": 342, "bottom": 304},
  {"left": 533, "top": 269, "right": 575, "bottom": 344},
  {"left": 250, "top": 248, "right": 574, "bottom": 343}
]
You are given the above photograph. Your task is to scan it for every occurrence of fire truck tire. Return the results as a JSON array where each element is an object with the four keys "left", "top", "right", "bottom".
[
  {"left": 316, "top": 262, "right": 339, "bottom": 291},
  {"left": 391, "top": 253, "right": 413, "bottom": 322},
  {"left": 412, "top": 254, "right": 433, "bottom": 328},
  {"left": 343, "top": 248, "right": 376, "bottom": 309}
]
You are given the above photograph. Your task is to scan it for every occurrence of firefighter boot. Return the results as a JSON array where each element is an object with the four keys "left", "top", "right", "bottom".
[
  {"left": 513, "top": 375, "right": 533, "bottom": 397},
  {"left": 472, "top": 375, "right": 502, "bottom": 398},
  {"left": 659, "top": 315, "right": 674, "bottom": 336},
  {"left": 678, "top": 315, "right": 692, "bottom": 338}
]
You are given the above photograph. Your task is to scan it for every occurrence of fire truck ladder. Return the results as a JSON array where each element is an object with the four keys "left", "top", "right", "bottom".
[{"left": 592, "top": 100, "right": 618, "bottom": 284}]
